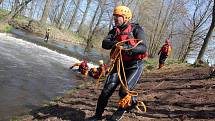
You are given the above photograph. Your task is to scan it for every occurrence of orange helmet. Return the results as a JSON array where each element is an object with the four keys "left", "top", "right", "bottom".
[{"left": 113, "top": 5, "right": 132, "bottom": 22}]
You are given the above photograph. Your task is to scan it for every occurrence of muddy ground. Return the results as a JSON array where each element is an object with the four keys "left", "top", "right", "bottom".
[{"left": 21, "top": 64, "right": 215, "bottom": 121}]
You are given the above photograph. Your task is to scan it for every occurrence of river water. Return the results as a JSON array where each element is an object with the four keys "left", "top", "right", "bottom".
[{"left": 0, "top": 33, "right": 89, "bottom": 120}]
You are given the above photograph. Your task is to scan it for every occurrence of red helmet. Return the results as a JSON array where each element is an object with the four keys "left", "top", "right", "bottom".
[{"left": 80, "top": 60, "right": 88, "bottom": 68}]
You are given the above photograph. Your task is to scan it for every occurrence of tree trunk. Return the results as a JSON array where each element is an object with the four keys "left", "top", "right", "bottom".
[
  {"left": 0, "top": 0, "right": 32, "bottom": 23},
  {"left": 181, "top": 34, "right": 193, "bottom": 62},
  {"left": 11, "top": 0, "right": 20, "bottom": 14},
  {"left": 87, "top": 8, "right": 104, "bottom": 40},
  {"left": 67, "top": 0, "right": 81, "bottom": 30},
  {"left": 195, "top": 0, "right": 215, "bottom": 64},
  {"left": 88, "top": 2, "right": 99, "bottom": 36},
  {"left": 29, "top": 0, "right": 35, "bottom": 18},
  {"left": 108, "top": 1, "right": 119, "bottom": 30},
  {"left": 77, "top": 0, "right": 92, "bottom": 33},
  {"left": 180, "top": 0, "right": 213, "bottom": 63},
  {"left": 56, "top": 0, "right": 68, "bottom": 28},
  {"left": 86, "top": 0, "right": 107, "bottom": 52},
  {"left": 20, "top": 0, "right": 28, "bottom": 16},
  {"left": 150, "top": 0, "right": 175, "bottom": 57},
  {"left": 152, "top": 5, "right": 175, "bottom": 57},
  {"left": 0, "top": 0, "right": 4, "bottom": 5},
  {"left": 148, "top": 0, "right": 164, "bottom": 57},
  {"left": 40, "top": 0, "right": 52, "bottom": 24}
]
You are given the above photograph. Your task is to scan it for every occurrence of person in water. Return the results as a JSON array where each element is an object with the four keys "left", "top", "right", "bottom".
[
  {"left": 70, "top": 60, "right": 89, "bottom": 76},
  {"left": 89, "top": 60, "right": 108, "bottom": 79}
]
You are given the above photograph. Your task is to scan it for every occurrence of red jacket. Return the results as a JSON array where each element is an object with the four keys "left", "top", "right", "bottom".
[{"left": 115, "top": 23, "right": 147, "bottom": 61}]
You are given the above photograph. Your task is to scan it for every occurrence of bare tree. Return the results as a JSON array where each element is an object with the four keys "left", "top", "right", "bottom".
[
  {"left": 56, "top": 0, "right": 68, "bottom": 28},
  {"left": 0, "top": 0, "right": 32, "bottom": 23},
  {"left": 148, "top": 0, "right": 165, "bottom": 57},
  {"left": 11, "top": 0, "right": 20, "bottom": 12},
  {"left": 29, "top": 0, "right": 36, "bottom": 18},
  {"left": 148, "top": 0, "right": 177, "bottom": 57},
  {"left": 58, "top": 0, "right": 73, "bottom": 29},
  {"left": 77, "top": 0, "right": 92, "bottom": 33},
  {"left": 107, "top": 0, "right": 119, "bottom": 30},
  {"left": 34, "top": 0, "right": 44, "bottom": 21},
  {"left": 88, "top": 1, "right": 100, "bottom": 35},
  {"left": 40, "top": 0, "right": 52, "bottom": 23},
  {"left": 20, "top": 0, "right": 29, "bottom": 16},
  {"left": 195, "top": 0, "right": 215, "bottom": 64},
  {"left": 180, "top": 0, "right": 213, "bottom": 62},
  {"left": 49, "top": 1, "right": 62, "bottom": 24},
  {"left": 85, "top": 0, "right": 107, "bottom": 52},
  {"left": 0, "top": 0, "right": 4, "bottom": 4},
  {"left": 68, "top": 0, "right": 82, "bottom": 30}
]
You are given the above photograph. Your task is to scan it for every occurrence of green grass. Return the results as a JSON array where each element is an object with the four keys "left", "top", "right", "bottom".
[
  {"left": 0, "top": 9, "right": 9, "bottom": 17},
  {"left": 144, "top": 58, "right": 184, "bottom": 71},
  {"left": 0, "top": 9, "right": 14, "bottom": 32},
  {"left": 144, "top": 58, "right": 158, "bottom": 70},
  {"left": 166, "top": 59, "right": 183, "bottom": 65},
  {"left": 144, "top": 58, "right": 157, "bottom": 65},
  {"left": 0, "top": 23, "right": 12, "bottom": 32}
]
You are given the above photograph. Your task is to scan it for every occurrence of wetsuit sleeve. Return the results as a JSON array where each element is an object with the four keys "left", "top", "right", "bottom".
[
  {"left": 131, "top": 25, "right": 147, "bottom": 54},
  {"left": 102, "top": 29, "right": 117, "bottom": 50}
]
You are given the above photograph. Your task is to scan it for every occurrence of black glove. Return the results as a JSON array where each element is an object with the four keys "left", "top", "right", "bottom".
[
  {"left": 122, "top": 43, "right": 134, "bottom": 56},
  {"left": 123, "top": 43, "right": 132, "bottom": 49},
  {"left": 102, "top": 34, "right": 116, "bottom": 49},
  {"left": 124, "top": 50, "right": 133, "bottom": 56},
  {"left": 104, "top": 34, "right": 114, "bottom": 40}
]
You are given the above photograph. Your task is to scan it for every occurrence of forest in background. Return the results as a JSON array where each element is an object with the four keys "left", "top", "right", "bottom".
[{"left": 0, "top": 0, "right": 214, "bottom": 65}]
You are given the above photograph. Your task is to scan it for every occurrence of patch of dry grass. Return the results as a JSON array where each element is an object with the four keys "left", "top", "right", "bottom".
[{"left": 0, "top": 23, "right": 12, "bottom": 32}]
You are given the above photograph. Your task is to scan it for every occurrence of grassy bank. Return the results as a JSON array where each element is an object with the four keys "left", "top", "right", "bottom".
[
  {"left": 0, "top": 22, "right": 12, "bottom": 32},
  {"left": 0, "top": 8, "right": 88, "bottom": 47},
  {"left": 0, "top": 9, "right": 12, "bottom": 32}
]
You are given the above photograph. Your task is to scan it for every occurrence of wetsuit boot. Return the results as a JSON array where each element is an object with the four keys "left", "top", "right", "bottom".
[
  {"left": 158, "top": 64, "right": 164, "bottom": 69},
  {"left": 109, "top": 108, "right": 126, "bottom": 121}
]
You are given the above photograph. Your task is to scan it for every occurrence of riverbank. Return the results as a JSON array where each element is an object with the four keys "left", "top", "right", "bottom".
[{"left": 16, "top": 63, "right": 215, "bottom": 121}]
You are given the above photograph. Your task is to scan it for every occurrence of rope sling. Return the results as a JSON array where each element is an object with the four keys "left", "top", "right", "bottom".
[{"left": 96, "top": 39, "right": 147, "bottom": 112}]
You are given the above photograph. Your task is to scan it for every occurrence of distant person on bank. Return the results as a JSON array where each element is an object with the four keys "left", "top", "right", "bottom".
[
  {"left": 157, "top": 38, "right": 172, "bottom": 69},
  {"left": 44, "top": 28, "right": 50, "bottom": 43}
]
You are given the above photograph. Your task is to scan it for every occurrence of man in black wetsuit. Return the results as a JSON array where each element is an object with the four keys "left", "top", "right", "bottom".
[{"left": 88, "top": 5, "right": 147, "bottom": 121}]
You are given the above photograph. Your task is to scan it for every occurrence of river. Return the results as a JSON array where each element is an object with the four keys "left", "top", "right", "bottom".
[{"left": 0, "top": 33, "right": 88, "bottom": 120}]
